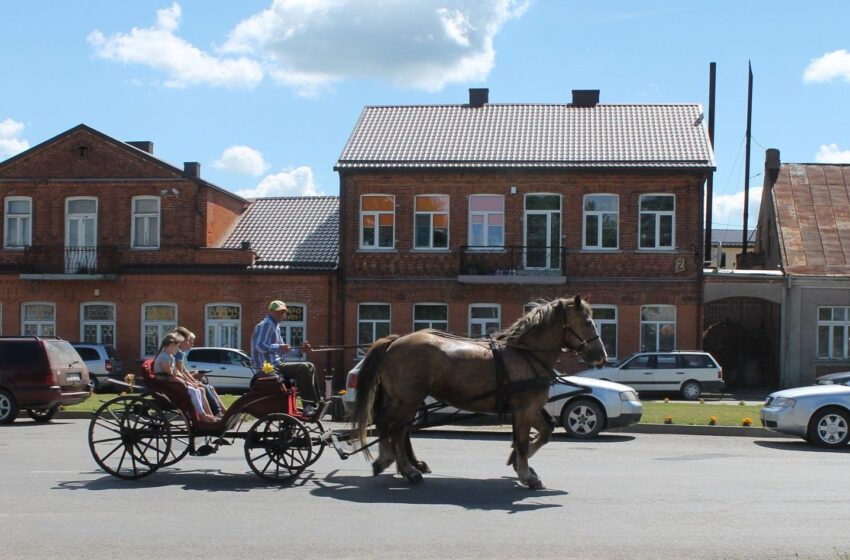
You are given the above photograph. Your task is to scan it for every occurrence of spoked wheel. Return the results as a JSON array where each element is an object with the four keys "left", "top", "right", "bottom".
[
  {"left": 561, "top": 399, "right": 604, "bottom": 439},
  {"left": 304, "top": 420, "right": 326, "bottom": 467},
  {"left": 244, "top": 413, "right": 312, "bottom": 483},
  {"left": 159, "top": 409, "right": 192, "bottom": 467},
  {"left": 88, "top": 395, "right": 172, "bottom": 480}
]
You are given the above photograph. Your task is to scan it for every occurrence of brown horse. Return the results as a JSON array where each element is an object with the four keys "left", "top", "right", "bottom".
[{"left": 351, "top": 295, "right": 607, "bottom": 489}]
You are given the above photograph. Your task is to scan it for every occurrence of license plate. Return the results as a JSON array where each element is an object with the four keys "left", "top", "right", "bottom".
[{"left": 66, "top": 373, "right": 81, "bottom": 382}]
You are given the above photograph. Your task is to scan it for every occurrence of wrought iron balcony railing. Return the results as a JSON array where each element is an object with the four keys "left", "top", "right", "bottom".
[
  {"left": 22, "top": 245, "right": 120, "bottom": 274},
  {"left": 459, "top": 245, "right": 567, "bottom": 277}
]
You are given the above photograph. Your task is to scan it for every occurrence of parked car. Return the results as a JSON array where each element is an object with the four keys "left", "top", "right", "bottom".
[
  {"left": 574, "top": 351, "right": 724, "bottom": 400},
  {"left": 814, "top": 371, "right": 850, "bottom": 385},
  {"left": 761, "top": 382, "right": 850, "bottom": 448},
  {"left": 0, "top": 336, "right": 90, "bottom": 424},
  {"left": 342, "top": 361, "right": 642, "bottom": 439},
  {"left": 183, "top": 347, "right": 255, "bottom": 391},
  {"left": 71, "top": 342, "right": 124, "bottom": 393}
]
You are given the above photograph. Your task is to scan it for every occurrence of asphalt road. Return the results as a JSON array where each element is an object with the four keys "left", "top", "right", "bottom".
[{"left": 1, "top": 418, "right": 847, "bottom": 560}]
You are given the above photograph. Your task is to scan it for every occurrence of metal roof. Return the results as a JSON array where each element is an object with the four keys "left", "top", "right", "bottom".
[
  {"left": 337, "top": 103, "right": 716, "bottom": 170},
  {"left": 221, "top": 196, "right": 338, "bottom": 271}
]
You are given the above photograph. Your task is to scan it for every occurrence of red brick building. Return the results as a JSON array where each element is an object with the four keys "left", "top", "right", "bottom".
[
  {"left": 335, "top": 89, "right": 716, "bottom": 372},
  {"left": 0, "top": 125, "right": 341, "bottom": 378}
]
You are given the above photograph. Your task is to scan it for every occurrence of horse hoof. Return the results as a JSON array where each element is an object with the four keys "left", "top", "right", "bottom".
[
  {"left": 406, "top": 470, "right": 424, "bottom": 484},
  {"left": 372, "top": 462, "right": 386, "bottom": 476},
  {"left": 415, "top": 461, "right": 431, "bottom": 474},
  {"left": 526, "top": 478, "right": 544, "bottom": 490}
]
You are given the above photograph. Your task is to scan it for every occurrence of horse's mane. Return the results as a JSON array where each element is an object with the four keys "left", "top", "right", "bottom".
[{"left": 494, "top": 298, "right": 566, "bottom": 345}]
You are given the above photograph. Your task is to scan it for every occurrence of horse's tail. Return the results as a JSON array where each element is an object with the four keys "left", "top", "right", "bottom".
[{"left": 352, "top": 335, "right": 401, "bottom": 454}]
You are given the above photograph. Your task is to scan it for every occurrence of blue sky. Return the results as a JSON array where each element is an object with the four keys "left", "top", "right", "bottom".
[{"left": 2, "top": 0, "right": 850, "bottom": 231}]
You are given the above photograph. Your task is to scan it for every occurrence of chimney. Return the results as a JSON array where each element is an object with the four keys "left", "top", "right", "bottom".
[
  {"left": 469, "top": 88, "right": 489, "bottom": 107},
  {"left": 765, "top": 148, "right": 780, "bottom": 185},
  {"left": 570, "top": 89, "right": 600, "bottom": 107},
  {"left": 183, "top": 162, "right": 200, "bottom": 179},
  {"left": 127, "top": 141, "right": 154, "bottom": 154}
]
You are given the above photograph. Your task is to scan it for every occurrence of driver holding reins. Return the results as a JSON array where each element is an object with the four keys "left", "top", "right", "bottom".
[{"left": 250, "top": 300, "right": 320, "bottom": 418}]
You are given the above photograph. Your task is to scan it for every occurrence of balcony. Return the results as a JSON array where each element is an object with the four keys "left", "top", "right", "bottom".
[
  {"left": 458, "top": 245, "right": 566, "bottom": 284},
  {"left": 21, "top": 245, "right": 120, "bottom": 277}
]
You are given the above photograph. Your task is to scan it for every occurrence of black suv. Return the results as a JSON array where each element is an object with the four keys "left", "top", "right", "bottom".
[{"left": 0, "top": 336, "right": 90, "bottom": 424}]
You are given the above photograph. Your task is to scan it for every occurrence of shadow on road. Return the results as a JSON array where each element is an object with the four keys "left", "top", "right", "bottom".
[
  {"left": 310, "top": 469, "right": 566, "bottom": 513},
  {"left": 754, "top": 439, "right": 850, "bottom": 453},
  {"left": 53, "top": 467, "right": 306, "bottom": 493}
]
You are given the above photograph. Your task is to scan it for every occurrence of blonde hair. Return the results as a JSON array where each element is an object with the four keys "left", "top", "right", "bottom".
[
  {"left": 175, "top": 326, "right": 195, "bottom": 341},
  {"left": 159, "top": 332, "right": 184, "bottom": 353}
]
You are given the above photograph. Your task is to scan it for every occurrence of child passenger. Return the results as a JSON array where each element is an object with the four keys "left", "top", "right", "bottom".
[{"left": 154, "top": 333, "right": 216, "bottom": 422}]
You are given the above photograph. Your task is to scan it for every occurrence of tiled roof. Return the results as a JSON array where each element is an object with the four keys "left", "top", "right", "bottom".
[
  {"left": 221, "top": 196, "right": 338, "bottom": 271},
  {"left": 711, "top": 229, "right": 754, "bottom": 247},
  {"left": 772, "top": 163, "right": 850, "bottom": 274},
  {"left": 336, "top": 103, "right": 715, "bottom": 170}
]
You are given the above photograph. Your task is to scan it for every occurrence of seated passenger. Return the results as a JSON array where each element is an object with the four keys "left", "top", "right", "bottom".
[
  {"left": 154, "top": 333, "right": 215, "bottom": 422},
  {"left": 174, "top": 326, "right": 225, "bottom": 418}
]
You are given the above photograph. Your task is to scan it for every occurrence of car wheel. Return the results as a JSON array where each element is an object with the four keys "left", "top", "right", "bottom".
[
  {"left": 0, "top": 390, "right": 18, "bottom": 424},
  {"left": 680, "top": 380, "right": 701, "bottom": 401},
  {"left": 27, "top": 405, "right": 60, "bottom": 423},
  {"left": 90, "top": 375, "right": 100, "bottom": 393},
  {"left": 561, "top": 399, "right": 604, "bottom": 439},
  {"left": 808, "top": 407, "right": 850, "bottom": 449}
]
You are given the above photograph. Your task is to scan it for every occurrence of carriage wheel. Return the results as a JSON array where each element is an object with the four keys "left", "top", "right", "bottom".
[
  {"left": 159, "top": 409, "right": 192, "bottom": 467},
  {"left": 304, "top": 420, "right": 326, "bottom": 467},
  {"left": 244, "top": 414, "right": 312, "bottom": 483},
  {"left": 88, "top": 395, "right": 172, "bottom": 480}
]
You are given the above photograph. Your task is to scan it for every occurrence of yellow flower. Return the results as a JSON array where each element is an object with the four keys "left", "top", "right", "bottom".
[
  {"left": 338, "top": 389, "right": 348, "bottom": 396},
  {"left": 708, "top": 416, "right": 717, "bottom": 426},
  {"left": 741, "top": 417, "right": 753, "bottom": 427},
  {"left": 262, "top": 361, "right": 275, "bottom": 374},
  {"left": 663, "top": 416, "right": 673, "bottom": 424}
]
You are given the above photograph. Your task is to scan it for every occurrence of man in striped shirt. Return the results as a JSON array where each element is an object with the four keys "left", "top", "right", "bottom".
[{"left": 250, "top": 300, "right": 319, "bottom": 417}]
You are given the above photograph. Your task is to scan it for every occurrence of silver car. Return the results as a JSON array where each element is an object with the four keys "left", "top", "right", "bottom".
[
  {"left": 761, "top": 382, "right": 850, "bottom": 448},
  {"left": 342, "top": 361, "right": 642, "bottom": 439}
]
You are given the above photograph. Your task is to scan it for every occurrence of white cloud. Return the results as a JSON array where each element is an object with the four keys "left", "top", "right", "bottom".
[
  {"left": 235, "top": 166, "right": 322, "bottom": 198},
  {"left": 222, "top": 0, "right": 529, "bottom": 94},
  {"left": 711, "top": 187, "right": 763, "bottom": 229},
  {"left": 87, "top": 2, "right": 263, "bottom": 89},
  {"left": 213, "top": 145, "right": 270, "bottom": 176},
  {"left": 815, "top": 143, "right": 850, "bottom": 163},
  {"left": 0, "top": 118, "right": 30, "bottom": 159},
  {"left": 803, "top": 49, "right": 850, "bottom": 83}
]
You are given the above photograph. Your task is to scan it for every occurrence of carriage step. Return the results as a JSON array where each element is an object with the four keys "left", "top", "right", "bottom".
[{"left": 329, "top": 431, "right": 350, "bottom": 460}]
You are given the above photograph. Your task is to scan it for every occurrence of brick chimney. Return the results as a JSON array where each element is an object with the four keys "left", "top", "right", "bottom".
[
  {"left": 127, "top": 141, "right": 154, "bottom": 154},
  {"left": 570, "top": 90, "right": 600, "bottom": 107},
  {"left": 183, "top": 162, "right": 201, "bottom": 179},
  {"left": 469, "top": 88, "right": 489, "bottom": 107}
]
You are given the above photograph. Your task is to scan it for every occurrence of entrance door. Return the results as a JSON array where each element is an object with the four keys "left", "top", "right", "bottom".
[
  {"left": 66, "top": 198, "right": 97, "bottom": 273},
  {"left": 524, "top": 194, "right": 561, "bottom": 269}
]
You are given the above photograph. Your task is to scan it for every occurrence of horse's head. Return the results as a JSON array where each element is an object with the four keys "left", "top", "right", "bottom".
[{"left": 561, "top": 295, "right": 608, "bottom": 367}]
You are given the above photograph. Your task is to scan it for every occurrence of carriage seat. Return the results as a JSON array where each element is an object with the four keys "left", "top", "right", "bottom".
[{"left": 141, "top": 358, "right": 200, "bottom": 422}]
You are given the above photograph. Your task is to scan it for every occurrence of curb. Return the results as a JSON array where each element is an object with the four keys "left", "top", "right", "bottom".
[{"left": 51, "top": 411, "right": 780, "bottom": 438}]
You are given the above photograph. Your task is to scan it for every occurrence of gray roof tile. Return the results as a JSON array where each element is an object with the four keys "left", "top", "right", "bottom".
[
  {"left": 337, "top": 103, "right": 715, "bottom": 170},
  {"left": 222, "top": 196, "right": 338, "bottom": 271}
]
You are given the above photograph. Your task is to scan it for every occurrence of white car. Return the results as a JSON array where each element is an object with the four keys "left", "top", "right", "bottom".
[
  {"left": 761, "top": 382, "right": 850, "bottom": 448},
  {"left": 342, "top": 361, "right": 642, "bottom": 439},
  {"left": 574, "top": 351, "right": 724, "bottom": 400},
  {"left": 184, "top": 347, "right": 255, "bottom": 391}
]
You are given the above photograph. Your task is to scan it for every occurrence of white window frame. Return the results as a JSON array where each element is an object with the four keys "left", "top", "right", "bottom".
[
  {"left": 817, "top": 306, "right": 850, "bottom": 359},
  {"left": 279, "top": 303, "right": 307, "bottom": 361},
  {"left": 468, "top": 194, "right": 505, "bottom": 249},
  {"left": 469, "top": 304, "right": 501, "bottom": 338},
  {"left": 592, "top": 305, "right": 618, "bottom": 359},
  {"left": 638, "top": 194, "right": 675, "bottom": 250},
  {"left": 414, "top": 194, "right": 450, "bottom": 250},
  {"left": 583, "top": 194, "right": 619, "bottom": 250},
  {"left": 22, "top": 302, "right": 55, "bottom": 336},
  {"left": 205, "top": 303, "right": 241, "bottom": 349},
  {"left": 131, "top": 195, "right": 160, "bottom": 249},
  {"left": 141, "top": 302, "right": 178, "bottom": 357},
  {"left": 4, "top": 196, "right": 32, "bottom": 249},
  {"left": 80, "top": 302, "right": 116, "bottom": 345},
  {"left": 360, "top": 194, "right": 395, "bottom": 250},
  {"left": 640, "top": 305, "right": 676, "bottom": 352},
  {"left": 357, "top": 303, "right": 391, "bottom": 358},
  {"left": 413, "top": 303, "right": 448, "bottom": 332}
]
